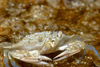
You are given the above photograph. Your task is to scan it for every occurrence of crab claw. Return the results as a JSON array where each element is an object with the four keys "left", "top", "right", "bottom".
[
  {"left": 9, "top": 50, "right": 52, "bottom": 65},
  {"left": 53, "top": 49, "right": 81, "bottom": 61},
  {"left": 21, "top": 56, "right": 51, "bottom": 65},
  {"left": 53, "top": 41, "right": 85, "bottom": 61}
]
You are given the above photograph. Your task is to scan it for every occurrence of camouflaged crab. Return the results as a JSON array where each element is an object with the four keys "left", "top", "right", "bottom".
[{"left": 0, "top": 31, "right": 100, "bottom": 67}]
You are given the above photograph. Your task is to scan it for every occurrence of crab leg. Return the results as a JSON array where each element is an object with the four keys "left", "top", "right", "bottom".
[
  {"left": 10, "top": 50, "right": 52, "bottom": 65},
  {"left": 3, "top": 50, "right": 21, "bottom": 67},
  {"left": 3, "top": 50, "right": 11, "bottom": 67},
  {"left": 80, "top": 44, "right": 100, "bottom": 59}
]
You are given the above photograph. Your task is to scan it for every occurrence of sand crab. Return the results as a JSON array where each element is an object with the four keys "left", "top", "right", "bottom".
[{"left": 1, "top": 31, "right": 100, "bottom": 67}]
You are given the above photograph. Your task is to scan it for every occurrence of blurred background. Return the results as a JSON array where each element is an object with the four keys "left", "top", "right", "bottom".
[{"left": 0, "top": 0, "right": 100, "bottom": 67}]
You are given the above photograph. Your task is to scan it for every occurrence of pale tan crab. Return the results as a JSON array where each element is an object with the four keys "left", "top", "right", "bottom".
[{"left": 2, "top": 31, "right": 85, "bottom": 66}]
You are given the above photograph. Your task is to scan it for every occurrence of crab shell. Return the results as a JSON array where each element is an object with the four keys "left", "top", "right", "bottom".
[{"left": 2, "top": 31, "right": 85, "bottom": 66}]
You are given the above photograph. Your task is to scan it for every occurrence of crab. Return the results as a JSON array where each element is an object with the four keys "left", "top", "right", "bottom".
[{"left": 0, "top": 31, "right": 100, "bottom": 67}]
